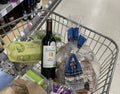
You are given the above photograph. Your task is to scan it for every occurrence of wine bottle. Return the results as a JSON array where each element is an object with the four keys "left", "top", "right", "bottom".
[
  {"left": 41, "top": 19, "right": 56, "bottom": 79},
  {"left": 0, "top": 17, "right": 6, "bottom": 35},
  {"left": 30, "top": 0, "right": 34, "bottom": 19},
  {"left": 24, "top": 0, "right": 32, "bottom": 20},
  {"left": 0, "top": 18, "right": 5, "bottom": 26},
  {"left": 8, "top": 10, "right": 16, "bottom": 27},
  {"left": 21, "top": 1, "right": 28, "bottom": 20},
  {"left": 36, "top": 0, "right": 42, "bottom": 10},
  {"left": 33, "top": 0, "right": 37, "bottom": 16},
  {"left": 36, "top": 0, "right": 42, "bottom": 16}
]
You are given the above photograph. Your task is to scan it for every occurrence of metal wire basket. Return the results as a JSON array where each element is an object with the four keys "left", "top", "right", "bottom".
[{"left": 0, "top": 10, "right": 119, "bottom": 94}]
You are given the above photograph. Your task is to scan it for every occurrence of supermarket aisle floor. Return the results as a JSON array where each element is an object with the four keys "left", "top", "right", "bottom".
[{"left": 55, "top": 0, "right": 120, "bottom": 94}]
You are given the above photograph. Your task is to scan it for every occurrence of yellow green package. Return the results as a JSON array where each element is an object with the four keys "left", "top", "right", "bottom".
[
  {"left": 22, "top": 70, "right": 44, "bottom": 85},
  {"left": 5, "top": 41, "right": 41, "bottom": 63}
]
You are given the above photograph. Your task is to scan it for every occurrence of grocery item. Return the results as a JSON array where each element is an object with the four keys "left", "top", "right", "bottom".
[
  {"left": 78, "top": 45, "right": 101, "bottom": 79},
  {"left": 5, "top": 41, "right": 41, "bottom": 63},
  {"left": 65, "top": 53, "right": 85, "bottom": 91},
  {"left": 56, "top": 44, "right": 100, "bottom": 92},
  {"left": 65, "top": 53, "right": 83, "bottom": 76},
  {"left": 50, "top": 82, "right": 73, "bottom": 94},
  {"left": 0, "top": 60, "right": 17, "bottom": 76},
  {"left": 0, "top": 79, "right": 47, "bottom": 94},
  {"left": 21, "top": 69, "right": 44, "bottom": 85},
  {"left": 41, "top": 19, "right": 56, "bottom": 79},
  {"left": 68, "top": 27, "right": 79, "bottom": 41},
  {"left": 67, "top": 27, "right": 86, "bottom": 48},
  {"left": 77, "top": 45, "right": 101, "bottom": 92},
  {"left": 76, "top": 89, "right": 88, "bottom": 94},
  {"left": 36, "top": 0, "right": 42, "bottom": 10},
  {"left": 30, "top": 30, "right": 61, "bottom": 42},
  {"left": 56, "top": 43, "right": 73, "bottom": 66},
  {"left": 0, "top": 42, "right": 4, "bottom": 53}
]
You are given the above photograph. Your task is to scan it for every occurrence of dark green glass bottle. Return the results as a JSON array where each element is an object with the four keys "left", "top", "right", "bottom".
[{"left": 41, "top": 19, "right": 56, "bottom": 79}]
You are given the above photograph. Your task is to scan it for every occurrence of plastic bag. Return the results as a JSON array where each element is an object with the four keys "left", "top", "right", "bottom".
[
  {"left": 77, "top": 45, "right": 101, "bottom": 92},
  {"left": 56, "top": 43, "right": 73, "bottom": 84},
  {"left": 0, "top": 79, "right": 47, "bottom": 94},
  {"left": 56, "top": 42, "right": 73, "bottom": 67},
  {"left": 56, "top": 44, "right": 101, "bottom": 92}
]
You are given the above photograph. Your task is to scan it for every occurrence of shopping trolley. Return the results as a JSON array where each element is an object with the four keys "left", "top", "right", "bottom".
[{"left": 0, "top": 10, "right": 119, "bottom": 94}]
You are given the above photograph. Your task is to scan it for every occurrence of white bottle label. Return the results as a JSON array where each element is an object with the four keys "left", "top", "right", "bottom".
[{"left": 43, "top": 43, "right": 56, "bottom": 68}]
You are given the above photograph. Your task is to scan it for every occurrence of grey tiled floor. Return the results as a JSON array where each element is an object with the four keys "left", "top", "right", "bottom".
[{"left": 55, "top": 0, "right": 120, "bottom": 94}]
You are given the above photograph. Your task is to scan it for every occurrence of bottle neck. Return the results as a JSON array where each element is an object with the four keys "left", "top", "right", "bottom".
[{"left": 46, "top": 19, "right": 52, "bottom": 35}]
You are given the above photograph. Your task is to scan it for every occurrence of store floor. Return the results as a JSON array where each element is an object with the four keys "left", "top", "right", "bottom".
[{"left": 55, "top": 0, "right": 120, "bottom": 94}]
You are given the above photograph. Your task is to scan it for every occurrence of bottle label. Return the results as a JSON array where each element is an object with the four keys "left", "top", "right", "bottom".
[{"left": 43, "top": 43, "right": 56, "bottom": 68}]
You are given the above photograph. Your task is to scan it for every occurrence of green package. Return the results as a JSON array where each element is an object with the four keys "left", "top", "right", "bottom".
[
  {"left": 22, "top": 70, "right": 44, "bottom": 85},
  {"left": 5, "top": 41, "right": 41, "bottom": 63}
]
